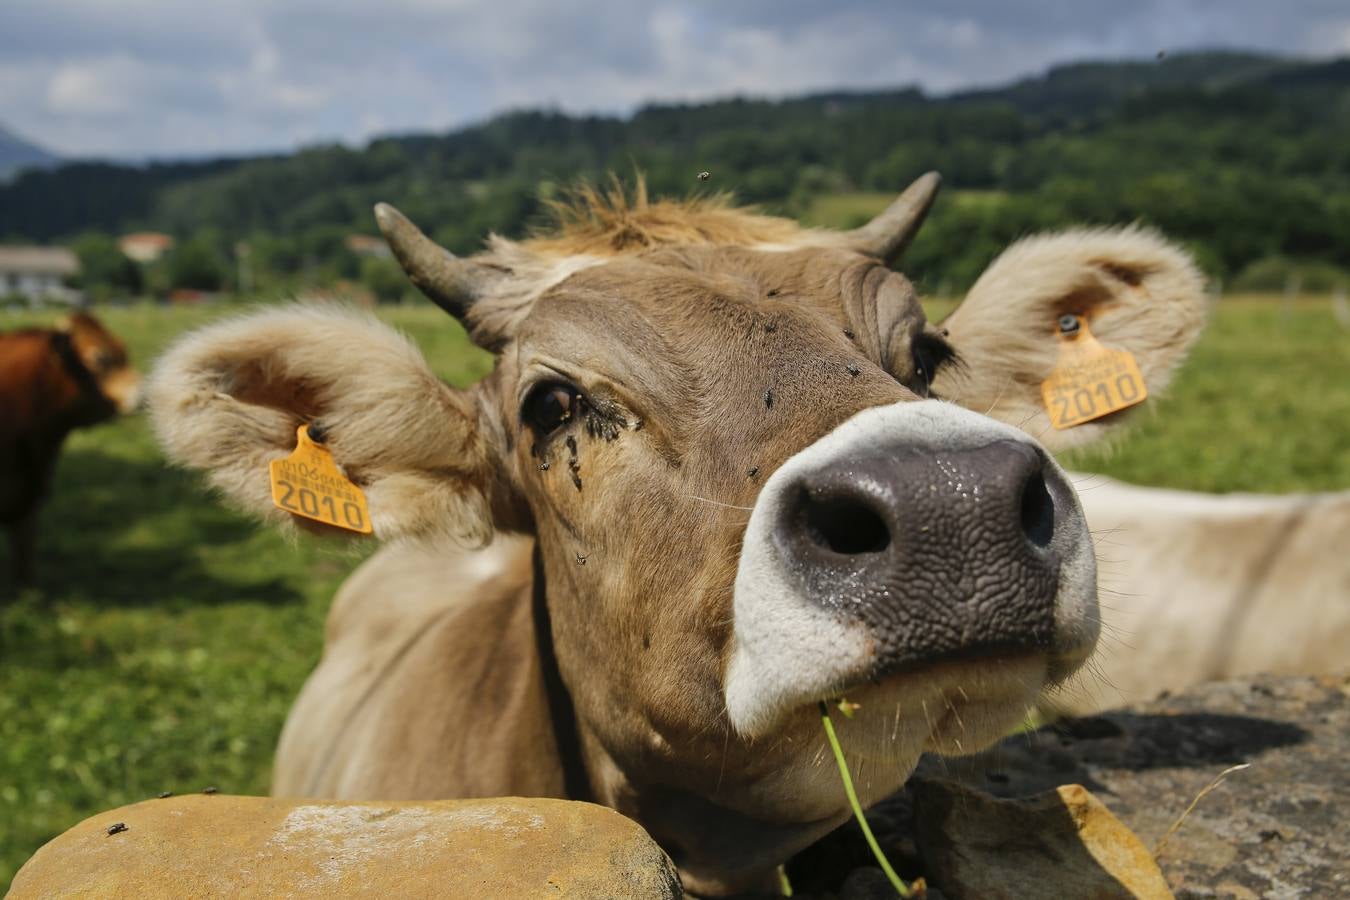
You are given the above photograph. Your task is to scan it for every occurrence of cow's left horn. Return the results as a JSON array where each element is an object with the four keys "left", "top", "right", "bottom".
[
  {"left": 842, "top": 171, "right": 941, "bottom": 264},
  {"left": 374, "top": 203, "right": 500, "bottom": 321}
]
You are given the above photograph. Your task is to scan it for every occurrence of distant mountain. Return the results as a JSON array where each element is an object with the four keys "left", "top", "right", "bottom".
[
  {"left": 948, "top": 50, "right": 1296, "bottom": 120},
  {"left": 0, "top": 123, "right": 58, "bottom": 181}
]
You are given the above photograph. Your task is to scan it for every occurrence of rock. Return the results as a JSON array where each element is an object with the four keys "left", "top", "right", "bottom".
[
  {"left": 912, "top": 780, "right": 1172, "bottom": 899},
  {"left": 8, "top": 794, "right": 681, "bottom": 899},
  {"left": 911, "top": 673, "right": 1349, "bottom": 898},
  {"left": 788, "top": 674, "right": 1345, "bottom": 898},
  {"left": 836, "top": 866, "right": 899, "bottom": 899}
]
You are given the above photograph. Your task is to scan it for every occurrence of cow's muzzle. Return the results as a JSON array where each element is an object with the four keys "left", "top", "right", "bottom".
[
  {"left": 725, "top": 400, "right": 1099, "bottom": 737},
  {"left": 776, "top": 437, "right": 1066, "bottom": 673}
]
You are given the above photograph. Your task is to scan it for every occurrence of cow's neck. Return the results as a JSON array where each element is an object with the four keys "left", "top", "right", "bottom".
[
  {"left": 531, "top": 544, "right": 594, "bottom": 803},
  {"left": 574, "top": 719, "right": 845, "bottom": 895},
  {"left": 536, "top": 549, "right": 847, "bottom": 894}
]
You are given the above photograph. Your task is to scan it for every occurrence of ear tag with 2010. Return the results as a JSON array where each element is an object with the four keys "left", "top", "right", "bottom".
[
  {"left": 1040, "top": 315, "right": 1148, "bottom": 429},
  {"left": 269, "top": 424, "right": 373, "bottom": 534}
]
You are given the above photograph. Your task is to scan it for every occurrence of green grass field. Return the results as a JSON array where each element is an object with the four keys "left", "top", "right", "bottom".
[{"left": 2, "top": 296, "right": 1347, "bottom": 888}]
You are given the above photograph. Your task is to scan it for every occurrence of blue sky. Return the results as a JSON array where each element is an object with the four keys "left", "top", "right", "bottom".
[{"left": 1, "top": 0, "right": 1347, "bottom": 159}]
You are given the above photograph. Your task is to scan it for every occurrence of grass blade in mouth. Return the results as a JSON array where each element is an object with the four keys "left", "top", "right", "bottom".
[{"left": 819, "top": 700, "right": 916, "bottom": 898}]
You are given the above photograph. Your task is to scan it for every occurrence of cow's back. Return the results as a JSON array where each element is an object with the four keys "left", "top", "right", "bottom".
[
  {"left": 1054, "top": 475, "right": 1350, "bottom": 714},
  {"left": 273, "top": 535, "right": 570, "bottom": 800},
  {"left": 0, "top": 330, "right": 70, "bottom": 520}
]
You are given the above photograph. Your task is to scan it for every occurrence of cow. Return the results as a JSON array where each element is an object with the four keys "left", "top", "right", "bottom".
[
  {"left": 1, "top": 311, "right": 140, "bottom": 588},
  {"left": 1048, "top": 475, "right": 1350, "bottom": 715},
  {"left": 148, "top": 174, "right": 1206, "bottom": 894}
]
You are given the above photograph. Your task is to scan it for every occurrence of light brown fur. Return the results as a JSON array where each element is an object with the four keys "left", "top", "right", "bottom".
[
  {"left": 456, "top": 179, "right": 865, "bottom": 346},
  {"left": 525, "top": 176, "right": 812, "bottom": 257},
  {"left": 151, "top": 184, "right": 1208, "bottom": 894},
  {"left": 272, "top": 537, "right": 568, "bottom": 799},
  {"left": 149, "top": 305, "right": 498, "bottom": 547},
  {"left": 1050, "top": 477, "right": 1350, "bottom": 715},
  {"left": 935, "top": 226, "right": 1208, "bottom": 452}
]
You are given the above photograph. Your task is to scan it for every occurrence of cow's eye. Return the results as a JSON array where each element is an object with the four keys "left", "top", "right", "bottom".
[
  {"left": 911, "top": 336, "right": 954, "bottom": 398},
  {"left": 522, "top": 382, "right": 582, "bottom": 434}
]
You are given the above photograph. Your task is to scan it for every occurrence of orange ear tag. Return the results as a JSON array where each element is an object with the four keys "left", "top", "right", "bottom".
[
  {"left": 1040, "top": 315, "right": 1148, "bottom": 430},
  {"left": 269, "top": 424, "right": 373, "bottom": 534}
]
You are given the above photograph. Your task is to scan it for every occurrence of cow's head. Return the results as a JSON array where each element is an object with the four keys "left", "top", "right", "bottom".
[
  {"left": 55, "top": 311, "right": 141, "bottom": 425},
  {"left": 149, "top": 176, "right": 1204, "bottom": 892}
]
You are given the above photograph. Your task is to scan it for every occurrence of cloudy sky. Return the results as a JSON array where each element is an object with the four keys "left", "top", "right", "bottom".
[{"left": 2, "top": 0, "right": 1347, "bottom": 160}]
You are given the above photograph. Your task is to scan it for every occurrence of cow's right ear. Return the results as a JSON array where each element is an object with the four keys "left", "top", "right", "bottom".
[{"left": 148, "top": 305, "right": 498, "bottom": 547}]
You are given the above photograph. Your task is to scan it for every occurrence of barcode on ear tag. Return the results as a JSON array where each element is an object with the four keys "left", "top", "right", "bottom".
[
  {"left": 269, "top": 424, "right": 373, "bottom": 533},
  {"left": 1041, "top": 319, "right": 1148, "bottom": 429}
]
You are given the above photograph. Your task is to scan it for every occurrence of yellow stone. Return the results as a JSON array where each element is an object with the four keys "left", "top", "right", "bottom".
[
  {"left": 10, "top": 794, "right": 681, "bottom": 899},
  {"left": 914, "top": 780, "right": 1174, "bottom": 899}
]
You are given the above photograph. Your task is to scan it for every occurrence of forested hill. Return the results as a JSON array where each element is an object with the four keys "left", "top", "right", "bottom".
[
  {"left": 0, "top": 124, "right": 58, "bottom": 180},
  {"left": 3, "top": 50, "right": 1348, "bottom": 294}
]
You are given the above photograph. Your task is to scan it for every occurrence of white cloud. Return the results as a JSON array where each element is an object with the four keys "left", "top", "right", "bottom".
[
  {"left": 1306, "top": 19, "right": 1350, "bottom": 55},
  {"left": 46, "top": 55, "right": 182, "bottom": 117},
  {"left": 924, "top": 17, "right": 984, "bottom": 53},
  {"left": 46, "top": 64, "right": 119, "bottom": 116},
  {"left": 0, "top": 0, "right": 1343, "bottom": 158}
]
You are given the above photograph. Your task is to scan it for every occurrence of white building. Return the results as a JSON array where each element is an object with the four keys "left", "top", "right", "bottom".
[{"left": 0, "top": 246, "right": 82, "bottom": 305}]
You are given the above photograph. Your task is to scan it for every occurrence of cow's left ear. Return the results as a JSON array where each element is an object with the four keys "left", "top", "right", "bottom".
[
  {"left": 932, "top": 226, "right": 1208, "bottom": 452},
  {"left": 148, "top": 305, "right": 499, "bottom": 547}
]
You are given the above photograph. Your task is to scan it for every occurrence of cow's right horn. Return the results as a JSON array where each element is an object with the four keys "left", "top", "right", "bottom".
[
  {"left": 842, "top": 171, "right": 942, "bottom": 265},
  {"left": 374, "top": 203, "right": 500, "bottom": 321}
]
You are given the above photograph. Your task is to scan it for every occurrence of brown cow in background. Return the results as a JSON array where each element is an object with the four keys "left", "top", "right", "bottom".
[{"left": 0, "top": 311, "right": 140, "bottom": 587}]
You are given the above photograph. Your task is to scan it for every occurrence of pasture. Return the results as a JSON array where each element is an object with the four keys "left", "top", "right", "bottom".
[{"left": 1, "top": 296, "right": 1347, "bottom": 888}]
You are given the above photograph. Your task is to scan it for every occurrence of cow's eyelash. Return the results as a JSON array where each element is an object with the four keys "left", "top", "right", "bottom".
[
  {"left": 520, "top": 380, "right": 631, "bottom": 446},
  {"left": 914, "top": 334, "right": 955, "bottom": 378},
  {"left": 582, "top": 403, "right": 626, "bottom": 442}
]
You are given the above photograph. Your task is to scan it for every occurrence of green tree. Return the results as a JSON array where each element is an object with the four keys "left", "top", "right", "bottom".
[
  {"left": 167, "top": 234, "right": 227, "bottom": 292},
  {"left": 1, "top": 51, "right": 1348, "bottom": 296},
  {"left": 360, "top": 257, "right": 410, "bottom": 304},
  {"left": 71, "top": 233, "right": 142, "bottom": 299}
]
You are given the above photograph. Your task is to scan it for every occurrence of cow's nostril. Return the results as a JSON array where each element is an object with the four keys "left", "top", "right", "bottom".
[
  {"left": 803, "top": 492, "right": 891, "bottom": 555},
  {"left": 1019, "top": 471, "right": 1055, "bottom": 549}
]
